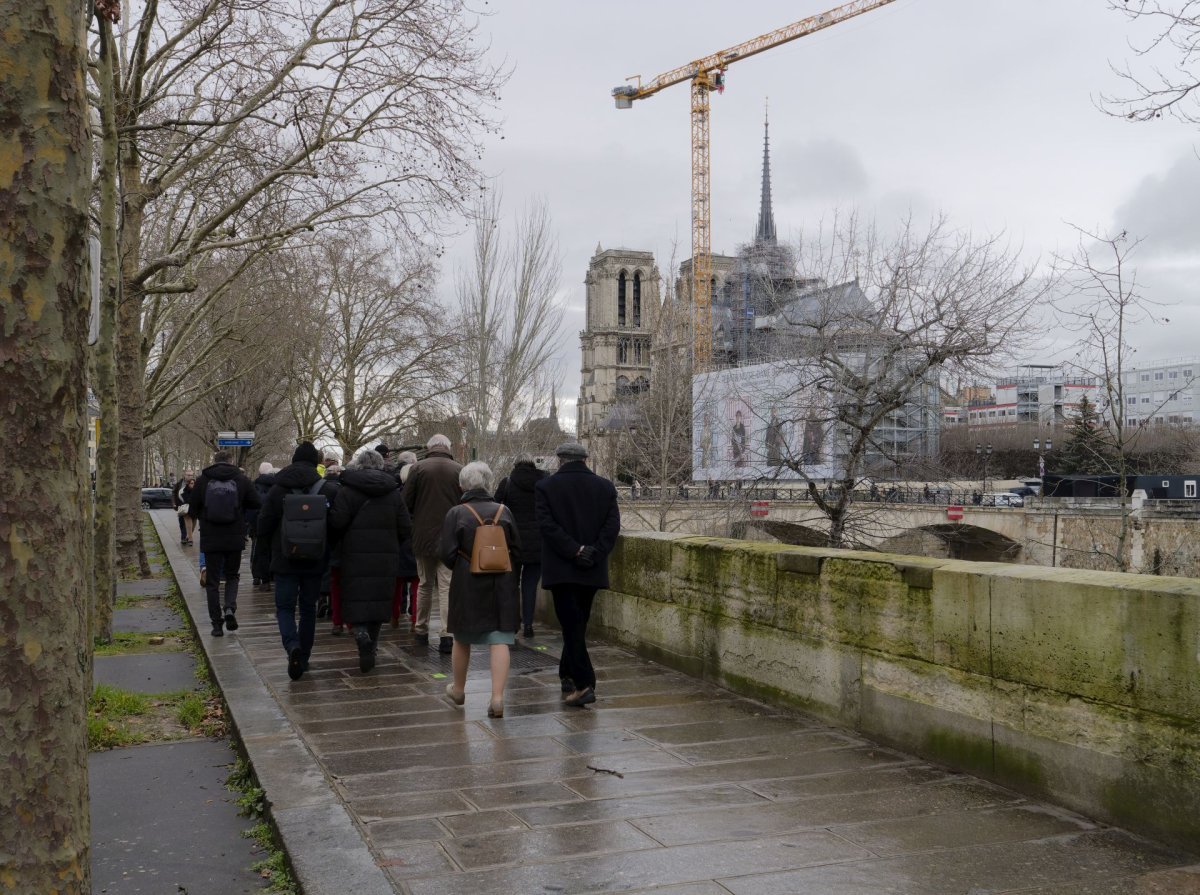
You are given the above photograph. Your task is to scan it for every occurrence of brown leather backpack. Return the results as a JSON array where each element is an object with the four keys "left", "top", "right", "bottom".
[{"left": 463, "top": 504, "right": 512, "bottom": 574}]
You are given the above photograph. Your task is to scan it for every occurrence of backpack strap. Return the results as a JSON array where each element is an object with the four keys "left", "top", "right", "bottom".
[
  {"left": 308, "top": 479, "right": 324, "bottom": 496},
  {"left": 463, "top": 503, "right": 486, "bottom": 526},
  {"left": 490, "top": 504, "right": 504, "bottom": 525}
]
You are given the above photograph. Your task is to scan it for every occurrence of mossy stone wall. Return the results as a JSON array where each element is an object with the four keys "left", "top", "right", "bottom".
[{"left": 592, "top": 533, "right": 1200, "bottom": 851}]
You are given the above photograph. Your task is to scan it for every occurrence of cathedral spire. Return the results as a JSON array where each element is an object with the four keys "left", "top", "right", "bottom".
[{"left": 755, "top": 101, "right": 777, "bottom": 245}]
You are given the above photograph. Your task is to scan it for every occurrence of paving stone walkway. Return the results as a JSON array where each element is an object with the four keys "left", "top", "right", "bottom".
[{"left": 154, "top": 512, "right": 1200, "bottom": 895}]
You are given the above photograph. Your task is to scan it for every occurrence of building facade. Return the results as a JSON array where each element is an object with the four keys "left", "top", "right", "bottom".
[
  {"left": 576, "top": 248, "right": 660, "bottom": 451},
  {"left": 944, "top": 366, "right": 1099, "bottom": 428},
  {"left": 1119, "top": 357, "right": 1199, "bottom": 428}
]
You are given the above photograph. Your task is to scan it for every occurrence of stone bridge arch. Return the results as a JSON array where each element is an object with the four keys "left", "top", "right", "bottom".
[
  {"left": 878, "top": 523, "right": 1022, "bottom": 563},
  {"left": 740, "top": 520, "right": 829, "bottom": 547}
]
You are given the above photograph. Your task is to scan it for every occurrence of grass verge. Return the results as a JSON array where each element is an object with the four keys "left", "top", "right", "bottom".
[
  {"left": 93, "top": 630, "right": 189, "bottom": 655},
  {"left": 227, "top": 759, "right": 300, "bottom": 894}
]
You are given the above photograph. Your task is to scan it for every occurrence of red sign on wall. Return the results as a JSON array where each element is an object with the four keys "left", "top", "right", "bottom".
[
  {"left": 751, "top": 500, "right": 770, "bottom": 518},
  {"left": 947, "top": 505, "right": 964, "bottom": 521}
]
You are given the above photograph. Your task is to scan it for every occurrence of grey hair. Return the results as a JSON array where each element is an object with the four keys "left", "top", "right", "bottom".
[
  {"left": 514, "top": 452, "right": 535, "bottom": 465},
  {"left": 459, "top": 461, "right": 493, "bottom": 492},
  {"left": 351, "top": 449, "right": 385, "bottom": 470},
  {"left": 397, "top": 450, "right": 417, "bottom": 465},
  {"left": 427, "top": 433, "right": 451, "bottom": 450}
]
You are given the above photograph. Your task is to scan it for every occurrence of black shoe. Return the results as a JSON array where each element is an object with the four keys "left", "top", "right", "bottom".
[
  {"left": 522, "top": 625, "right": 534, "bottom": 638},
  {"left": 223, "top": 610, "right": 238, "bottom": 632},
  {"left": 438, "top": 636, "right": 453, "bottom": 655},
  {"left": 211, "top": 623, "right": 224, "bottom": 637},
  {"left": 355, "top": 629, "right": 375, "bottom": 673},
  {"left": 560, "top": 677, "right": 575, "bottom": 701},
  {"left": 564, "top": 686, "right": 596, "bottom": 708},
  {"left": 414, "top": 632, "right": 429, "bottom": 646},
  {"left": 252, "top": 578, "right": 261, "bottom": 586},
  {"left": 287, "top": 647, "right": 305, "bottom": 681},
  {"left": 330, "top": 624, "right": 345, "bottom": 636}
]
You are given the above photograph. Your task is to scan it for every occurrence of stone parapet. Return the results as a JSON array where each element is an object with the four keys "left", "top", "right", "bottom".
[{"left": 593, "top": 533, "right": 1200, "bottom": 850}]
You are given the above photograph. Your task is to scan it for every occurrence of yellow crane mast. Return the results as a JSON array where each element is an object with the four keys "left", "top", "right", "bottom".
[{"left": 613, "top": 0, "right": 897, "bottom": 372}]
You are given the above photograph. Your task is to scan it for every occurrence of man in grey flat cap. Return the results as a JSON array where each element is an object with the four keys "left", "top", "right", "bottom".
[{"left": 534, "top": 442, "right": 620, "bottom": 708}]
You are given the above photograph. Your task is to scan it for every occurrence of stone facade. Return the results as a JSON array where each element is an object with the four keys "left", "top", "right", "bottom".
[
  {"left": 577, "top": 248, "right": 660, "bottom": 459},
  {"left": 596, "top": 532, "right": 1200, "bottom": 851}
]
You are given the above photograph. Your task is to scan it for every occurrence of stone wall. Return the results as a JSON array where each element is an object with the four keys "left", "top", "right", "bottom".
[{"left": 594, "top": 532, "right": 1200, "bottom": 850}]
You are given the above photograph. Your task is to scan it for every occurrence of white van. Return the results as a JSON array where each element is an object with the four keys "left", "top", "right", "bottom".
[{"left": 982, "top": 492, "right": 1024, "bottom": 508}]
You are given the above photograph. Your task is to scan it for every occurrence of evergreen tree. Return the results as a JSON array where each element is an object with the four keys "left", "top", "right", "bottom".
[{"left": 1058, "top": 395, "right": 1118, "bottom": 475}]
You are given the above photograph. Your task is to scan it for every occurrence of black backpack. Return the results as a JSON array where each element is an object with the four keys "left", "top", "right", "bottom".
[
  {"left": 281, "top": 480, "right": 328, "bottom": 561},
  {"left": 204, "top": 479, "right": 239, "bottom": 524}
]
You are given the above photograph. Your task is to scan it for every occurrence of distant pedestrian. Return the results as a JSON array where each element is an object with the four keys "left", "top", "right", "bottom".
[
  {"left": 495, "top": 453, "right": 547, "bottom": 638},
  {"left": 534, "top": 442, "right": 620, "bottom": 708},
  {"left": 440, "top": 462, "right": 521, "bottom": 718},
  {"left": 189, "top": 451, "right": 261, "bottom": 637},
  {"left": 329, "top": 449, "right": 412, "bottom": 673},
  {"left": 251, "top": 462, "right": 277, "bottom": 588},
  {"left": 404, "top": 434, "right": 463, "bottom": 654},
  {"left": 173, "top": 470, "right": 197, "bottom": 546},
  {"left": 394, "top": 451, "right": 420, "bottom": 627},
  {"left": 258, "top": 441, "right": 339, "bottom": 681}
]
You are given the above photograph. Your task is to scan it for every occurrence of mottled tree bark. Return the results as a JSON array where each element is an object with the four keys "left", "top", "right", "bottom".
[
  {"left": 0, "top": 0, "right": 94, "bottom": 889},
  {"left": 91, "top": 19, "right": 121, "bottom": 639}
]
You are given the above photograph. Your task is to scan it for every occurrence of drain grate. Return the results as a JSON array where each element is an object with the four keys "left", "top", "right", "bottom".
[{"left": 396, "top": 642, "right": 557, "bottom": 675}]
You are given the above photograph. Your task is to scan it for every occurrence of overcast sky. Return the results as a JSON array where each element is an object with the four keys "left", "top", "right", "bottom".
[{"left": 436, "top": 0, "right": 1200, "bottom": 431}]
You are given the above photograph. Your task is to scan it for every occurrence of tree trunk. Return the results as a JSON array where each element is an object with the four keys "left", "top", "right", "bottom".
[
  {"left": 0, "top": 0, "right": 93, "bottom": 887},
  {"left": 114, "top": 165, "right": 150, "bottom": 574},
  {"left": 91, "top": 18, "right": 121, "bottom": 640}
]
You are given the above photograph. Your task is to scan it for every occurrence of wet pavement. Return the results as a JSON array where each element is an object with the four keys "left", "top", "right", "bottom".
[{"left": 149, "top": 511, "right": 1200, "bottom": 895}]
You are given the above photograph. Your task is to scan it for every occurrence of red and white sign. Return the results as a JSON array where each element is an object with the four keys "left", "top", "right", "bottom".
[
  {"left": 751, "top": 500, "right": 770, "bottom": 518},
  {"left": 946, "top": 505, "right": 964, "bottom": 521}
]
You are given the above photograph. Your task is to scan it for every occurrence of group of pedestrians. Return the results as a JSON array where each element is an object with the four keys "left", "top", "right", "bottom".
[{"left": 183, "top": 435, "right": 620, "bottom": 715}]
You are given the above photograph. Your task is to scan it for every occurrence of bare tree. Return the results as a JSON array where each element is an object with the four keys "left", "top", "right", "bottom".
[
  {"left": 106, "top": 0, "right": 505, "bottom": 572},
  {"left": 1104, "top": 2, "right": 1200, "bottom": 123},
  {"left": 1053, "top": 225, "right": 1186, "bottom": 571},
  {"left": 454, "top": 194, "right": 565, "bottom": 465},
  {"left": 283, "top": 233, "right": 460, "bottom": 457},
  {"left": 735, "top": 213, "right": 1053, "bottom": 548},
  {"left": 1, "top": 0, "right": 94, "bottom": 887}
]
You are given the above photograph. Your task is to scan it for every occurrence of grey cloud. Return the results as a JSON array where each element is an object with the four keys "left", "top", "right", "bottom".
[
  {"left": 770, "top": 139, "right": 869, "bottom": 201},
  {"left": 1114, "top": 151, "right": 1200, "bottom": 256}
]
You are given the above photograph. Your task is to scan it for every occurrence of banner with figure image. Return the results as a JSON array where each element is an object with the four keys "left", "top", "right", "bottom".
[{"left": 692, "top": 361, "right": 838, "bottom": 482}]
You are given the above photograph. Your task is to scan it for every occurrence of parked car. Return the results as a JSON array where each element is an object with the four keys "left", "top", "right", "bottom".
[
  {"left": 982, "top": 491, "right": 1024, "bottom": 508},
  {"left": 141, "top": 487, "right": 174, "bottom": 509},
  {"left": 1007, "top": 486, "right": 1039, "bottom": 498}
]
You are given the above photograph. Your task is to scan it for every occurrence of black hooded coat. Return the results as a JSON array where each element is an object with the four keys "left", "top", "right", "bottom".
[
  {"left": 329, "top": 467, "right": 413, "bottom": 624},
  {"left": 495, "top": 462, "right": 547, "bottom": 564},
  {"left": 258, "top": 461, "right": 339, "bottom": 575},
  {"left": 188, "top": 462, "right": 260, "bottom": 553}
]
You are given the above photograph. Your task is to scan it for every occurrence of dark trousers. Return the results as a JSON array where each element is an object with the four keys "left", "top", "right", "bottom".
[
  {"left": 517, "top": 562, "right": 542, "bottom": 628},
  {"left": 551, "top": 584, "right": 597, "bottom": 690},
  {"left": 275, "top": 573, "right": 322, "bottom": 660},
  {"left": 177, "top": 514, "right": 188, "bottom": 541},
  {"left": 204, "top": 550, "right": 242, "bottom": 624}
]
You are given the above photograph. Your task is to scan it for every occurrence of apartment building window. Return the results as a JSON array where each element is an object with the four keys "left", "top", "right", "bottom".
[
  {"left": 1127, "top": 396, "right": 1137, "bottom": 406},
  {"left": 1142, "top": 396, "right": 1151, "bottom": 404},
  {"left": 1126, "top": 417, "right": 1139, "bottom": 427},
  {"left": 1141, "top": 373, "right": 1150, "bottom": 382},
  {"left": 1170, "top": 371, "right": 1179, "bottom": 379},
  {"left": 1155, "top": 371, "right": 1164, "bottom": 380},
  {"left": 1185, "top": 369, "right": 1194, "bottom": 378}
]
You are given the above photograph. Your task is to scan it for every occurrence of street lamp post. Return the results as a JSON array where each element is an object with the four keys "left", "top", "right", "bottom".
[
  {"left": 975, "top": 442, "right": 993, "bottom": 492},
  {"left": 1033, "top": 437, "right": 1052, "bottom": 481}
]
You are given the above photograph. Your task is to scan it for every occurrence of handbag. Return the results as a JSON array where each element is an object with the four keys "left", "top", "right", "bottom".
[{"left": 177, "top": 503, "right": 189, "bottom": 516}]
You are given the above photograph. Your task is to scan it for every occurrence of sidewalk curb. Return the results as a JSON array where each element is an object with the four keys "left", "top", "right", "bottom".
[{"left": 150, "top": 510, "right": 395, "bottom": 895}]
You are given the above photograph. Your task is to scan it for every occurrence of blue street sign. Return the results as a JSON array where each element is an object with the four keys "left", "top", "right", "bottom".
[{"left": 217, "top": 438, "right": 254, "bottom": 447}]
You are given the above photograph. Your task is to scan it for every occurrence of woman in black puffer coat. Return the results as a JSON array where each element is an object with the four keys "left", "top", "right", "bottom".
[
  {"left": 329, "top": 449, "right": 413, "bottom": 673},
  {"left": 495, "top": 454, "right": 547, "bottom": 638}
]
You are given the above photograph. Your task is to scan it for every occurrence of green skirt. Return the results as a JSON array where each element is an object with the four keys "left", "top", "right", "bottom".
[{"left": 453, "top": 630, "right": 515, "bottom": 647}]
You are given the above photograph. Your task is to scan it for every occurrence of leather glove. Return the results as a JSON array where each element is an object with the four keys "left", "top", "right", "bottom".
[{"left": 573, "top": 545, "right": 598, "bottom": 569}]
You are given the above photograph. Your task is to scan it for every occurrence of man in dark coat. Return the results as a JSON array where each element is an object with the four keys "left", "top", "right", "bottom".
[
  {"left": 534, "top": 442, "right": 620, "bottom": 708},
  {"left": 329, "top": 449, "right": 412, "bottom": 673},
  {"left": 258, "top": 441, "right": 339, "bottom": 680},
  {"left": 496, "top": 454, "right": 547, "bottom": 638},
  {"left": 189, "top": 451, "right": 261, "bottom": 637},
  {"left": 403, "top": 434, "right": 462, "bottom": 653}
]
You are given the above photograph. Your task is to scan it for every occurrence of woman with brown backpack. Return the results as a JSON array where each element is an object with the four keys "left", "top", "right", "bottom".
[{"left": 439, "top": 461, "right": 521, "bottom": 718}]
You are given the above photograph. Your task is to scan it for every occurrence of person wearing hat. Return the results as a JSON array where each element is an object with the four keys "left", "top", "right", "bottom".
[
  {"left": 534, "top": 442, "right": 620, "bottom": 708},
  {"left": 257, "top": 441, "right": 340, "bottom": 680}
]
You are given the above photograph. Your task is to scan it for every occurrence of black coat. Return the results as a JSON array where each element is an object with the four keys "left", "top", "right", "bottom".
[
  {"left": 250, "top": 472, "right": 277, "bottom": 579},
  {"left": 329, "top": 467, "right": 413, "bottom": 625},
  {"left": 534, "top": 461, "right": 621, "bottom": 589},
  {"left": 257, "top": 461, "right": 339, "bottom": 575},
  {"left": 495, "top": 462, "right": 547, "bottom": 564},
  {"left": 396, "top": 480, "right": 418, "bottom": 579},
  {"left": 440, "top": 490, "right": 521, "bottom": 637},
  {"left": 188, "top": 463, "right": 261, "bottom": 553}
]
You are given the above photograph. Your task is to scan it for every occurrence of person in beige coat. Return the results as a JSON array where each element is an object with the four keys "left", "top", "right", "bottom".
[{"left": 403, "top": 433, "right": 462, "bottom": 653}]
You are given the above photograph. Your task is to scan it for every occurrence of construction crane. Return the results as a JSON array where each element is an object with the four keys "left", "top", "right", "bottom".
[{"left": 613, "top": 0, "right": 897, "bottom": 371}]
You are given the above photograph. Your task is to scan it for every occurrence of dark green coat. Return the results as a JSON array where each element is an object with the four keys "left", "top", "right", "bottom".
[{"left": 329, "top": 468, "right": 413, "bottom": 625}]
